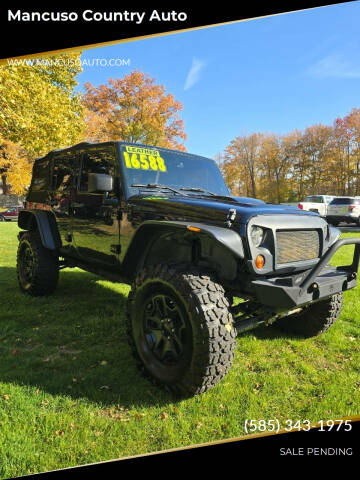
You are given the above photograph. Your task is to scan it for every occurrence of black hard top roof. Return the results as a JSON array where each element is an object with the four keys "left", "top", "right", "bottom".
[{"left": 35, "top": 141, "right": 214, "bottom": 163}]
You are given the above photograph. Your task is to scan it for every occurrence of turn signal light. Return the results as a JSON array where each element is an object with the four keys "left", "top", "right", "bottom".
[
  {"left": 255, "top": 255, "right": 265, "bottom": 269},
  {"left": 187, "top": 225, "right": 201, "bottom": 232}
]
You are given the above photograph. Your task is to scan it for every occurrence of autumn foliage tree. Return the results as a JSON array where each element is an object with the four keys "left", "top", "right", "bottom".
[
  {"left": 0, "top": 140, "right": 32, "bottom": 195},
  {"left": 221, "top": 108, "right": 360, "bottom": 203},
  {"left": 0, "top": 53, "right": 84, "bottom": 195},
  {"left": 83, "top": 70, "right": 186, "bottom": 150}
]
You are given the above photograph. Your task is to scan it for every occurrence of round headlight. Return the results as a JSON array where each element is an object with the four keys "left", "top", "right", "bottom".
[{"left": 251, "top": 226, "right": 265, "bottom": 247}]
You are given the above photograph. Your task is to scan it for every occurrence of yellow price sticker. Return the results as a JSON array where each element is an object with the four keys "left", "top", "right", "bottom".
[{"left": 123, "top": 149, "right": 167, "bottom": 172}]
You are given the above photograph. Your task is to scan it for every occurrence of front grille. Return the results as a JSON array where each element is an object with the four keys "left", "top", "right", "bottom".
[{"left": 276, "top": 230, "right": 320, "bottom": 265}]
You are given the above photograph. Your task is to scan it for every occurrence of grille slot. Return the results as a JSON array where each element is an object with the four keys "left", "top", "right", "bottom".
[{"left": 276, "top": 230, "right": 320, "bottom": 265}]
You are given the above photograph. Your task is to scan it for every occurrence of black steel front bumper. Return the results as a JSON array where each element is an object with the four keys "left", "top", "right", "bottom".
[{"left": 251, "top": 238, "right": 360, "bottom": 310}]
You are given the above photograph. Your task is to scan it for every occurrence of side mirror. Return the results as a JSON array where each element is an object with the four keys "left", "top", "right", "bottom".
[{"left": 88, "top": 173, "right": 113, "bottom": 193}]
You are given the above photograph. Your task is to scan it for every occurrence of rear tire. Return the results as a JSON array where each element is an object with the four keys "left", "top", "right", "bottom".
[
  {"left": 17, "top": 231, "right": 59, "bottom": 296},
  {"left": 126, "top": 264, "right": 237, "bottom": 396},
  {"left": 275, "top": 293, "right": 343, "bottom": 337},
  {"left": 0, "top": 215, "right": 5, "bottom": 222}
]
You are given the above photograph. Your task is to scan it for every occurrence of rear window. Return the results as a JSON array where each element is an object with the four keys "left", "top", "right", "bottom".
[
  {"left": 305, "top": 196, "right": 323, "bottom": 203},
  {"left": 330, "top": 197, "right": 360, "bottom": 205}
]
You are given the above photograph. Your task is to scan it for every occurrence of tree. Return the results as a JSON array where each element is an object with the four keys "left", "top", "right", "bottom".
[
  {"left": 83, "top": 70, "right": 186, "bottom": 150},
  {"left": 224, "top": 133, "right": 263, "bottom": 198},
  {"left": 343, "top": 108, "right": 360, "bottom": 195},
  {"left": 0, "top": 139, "right": 32, "bottom": 195},
  {"left": 0, "top": 53, "right": 84, "bottom": 195}
]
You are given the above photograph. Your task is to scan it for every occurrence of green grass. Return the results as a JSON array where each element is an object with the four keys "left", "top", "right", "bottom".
[{"left": 1, "top": 223, "right": 360, "bottom": 477}]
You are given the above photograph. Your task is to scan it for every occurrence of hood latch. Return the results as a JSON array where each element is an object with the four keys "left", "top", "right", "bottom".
[{"left": 225, "top": 208, "right": 236, "bottom": 228}]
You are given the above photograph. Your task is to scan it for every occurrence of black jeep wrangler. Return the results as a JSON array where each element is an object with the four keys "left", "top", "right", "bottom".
[{"left": 17, "top": 141, "right": 360, "bottom": 396}]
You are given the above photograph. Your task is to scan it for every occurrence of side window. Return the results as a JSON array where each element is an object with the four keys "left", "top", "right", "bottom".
[
  {"left": 79, "top": 146, "right": 116, "bottom": 192},
  {"left": 52, "top": 152, "right": 80, "bottom": 192},
  {"left": 31, "top": 157, "right": 51, "bottom": 192}
]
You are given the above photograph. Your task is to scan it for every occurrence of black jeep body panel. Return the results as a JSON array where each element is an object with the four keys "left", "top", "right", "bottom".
[{"left": 19, "top": 141, "right": 360, "bottom": 310}]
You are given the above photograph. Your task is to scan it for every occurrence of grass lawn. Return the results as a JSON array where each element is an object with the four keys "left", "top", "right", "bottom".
[{"left": 0, "top": 222, "right": 360, "bottom": 477}]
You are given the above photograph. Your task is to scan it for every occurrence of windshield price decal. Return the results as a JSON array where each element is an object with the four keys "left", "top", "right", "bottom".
[{"left": 123, "top": 146, "right": 167, "bottom": 172}]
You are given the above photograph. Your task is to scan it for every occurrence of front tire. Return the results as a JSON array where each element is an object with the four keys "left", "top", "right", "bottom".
[
  {"left": 17, "top": 231, "right": 59, "bottom": 296},
  {"left": 126, "top": 265, "right": 237, "bottom": 396},
  {"left": 275, "top": 293, "right": 343, "bottom": 337}
]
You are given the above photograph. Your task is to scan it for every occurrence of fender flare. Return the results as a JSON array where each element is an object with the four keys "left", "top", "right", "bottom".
[
  {"left": 122, "top": 220, "right": 244, "bottom": 274},
  {"left": 18, "top": 210, "right": 61, "bottom": 251}
]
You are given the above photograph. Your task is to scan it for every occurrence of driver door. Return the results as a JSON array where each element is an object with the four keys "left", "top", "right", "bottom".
[{"left": 71, "top": 144, "right": 121, "bottom": 266}]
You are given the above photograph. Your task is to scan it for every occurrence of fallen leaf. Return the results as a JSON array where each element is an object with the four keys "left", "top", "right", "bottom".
[
  {"left": 100, "top": 385, "right": 110, "bottom": 390},
  {"left": 159, "top": 412, "right": 168, "bottom": 420},
  {"left": 100, "top": 360, "right": 107, "bottom": 366},
  {"left": 95, "top": 431, "right": 103, "bottom": 436},
  {"left": 72, "top": 378, "right": 77, "bottom": 383},
  {"left": 173, "top": 407, "right": 179, "bottom": 415},
  {"left": 55, "top": 430, "right": 65, "bottom": 436},
  {"left": 133, "top": 413, "right": 146, "bottom": 420},
  {"left": 196, "top": 421, "right": 203, "bottom": 429},
  {"left": 10, "top": 349, "right": 18, "bottom": 355},
  {"left": 3, "top": 394, "right": 10, "bottom": 400}
]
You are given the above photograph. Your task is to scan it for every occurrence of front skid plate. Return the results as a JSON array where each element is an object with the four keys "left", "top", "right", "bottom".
[{"left": 251, "top": 267, "right": 356, "bottom": 309}]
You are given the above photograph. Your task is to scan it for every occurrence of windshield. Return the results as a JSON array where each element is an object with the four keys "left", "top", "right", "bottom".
[{"left": 119, "top": 144, "right": 230, "bottom": 197}]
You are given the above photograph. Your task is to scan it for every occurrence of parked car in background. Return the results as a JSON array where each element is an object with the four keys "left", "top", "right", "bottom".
[
  {"left": 0, "top": 206, "right": 22, "bottom": 222},
  {"left": 327, "top": 197, "right": 360, "bottom": 226},
  {"left": 298, "top": 195, "right": 336, "bottom": 217}
]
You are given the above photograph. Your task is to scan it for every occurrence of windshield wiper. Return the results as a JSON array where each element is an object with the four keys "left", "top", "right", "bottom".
[
  {"left": 131, "top": 183, "right": 188, "bottom": 196},
  {"left": 180, "top": 187, "right": 233, "bottom": 200},
  {"left": 180, "top": 187, "right": 216, "bottom": 195}
]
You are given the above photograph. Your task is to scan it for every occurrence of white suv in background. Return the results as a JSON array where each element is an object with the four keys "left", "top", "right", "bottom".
[{"left": 327, "top": 197, "right": 360, "bottom": 226}]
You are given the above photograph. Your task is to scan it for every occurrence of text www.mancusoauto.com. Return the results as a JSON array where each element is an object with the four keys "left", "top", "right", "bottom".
[{"left": 7, "top": 58, "right": 131, "bottom": 67}]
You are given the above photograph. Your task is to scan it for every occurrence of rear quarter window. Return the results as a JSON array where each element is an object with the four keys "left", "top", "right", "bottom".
[{"left": 30, "top": 158, "right": 51, "bottom": 192}]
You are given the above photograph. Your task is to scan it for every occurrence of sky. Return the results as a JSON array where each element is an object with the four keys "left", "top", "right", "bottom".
[{"left": 76, "top": 2, "right": 360, "bottom": 159}]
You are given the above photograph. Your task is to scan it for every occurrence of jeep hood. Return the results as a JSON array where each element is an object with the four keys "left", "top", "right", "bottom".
[{"left": 128, "top": 194, "right": 318, "bottom": 225}]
